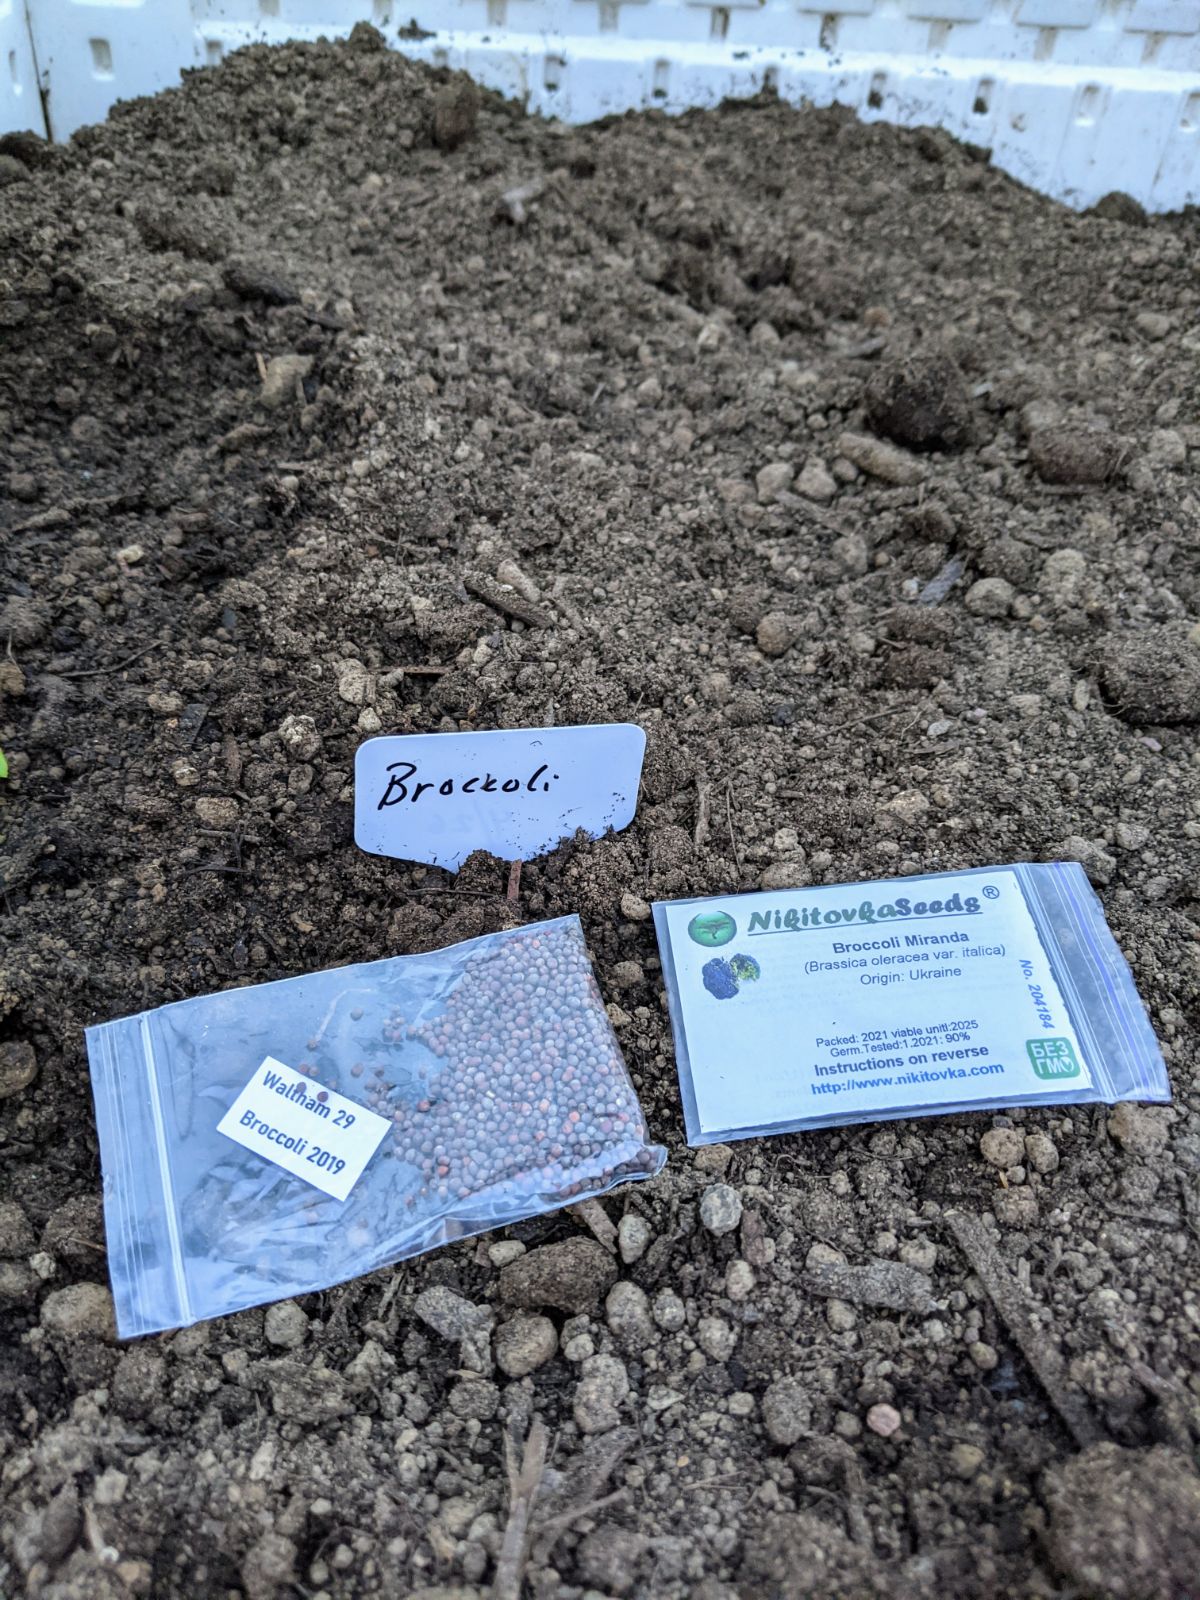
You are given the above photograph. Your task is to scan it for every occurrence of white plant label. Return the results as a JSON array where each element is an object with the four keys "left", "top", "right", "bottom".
[
  {"left": 217, "top": 1057, "right": 390, "bottom": 1202},
  {"left": 656, "top": 868, "right": 1093, "bottom": 1140},
  {"left": 353, "top": 724, "right": 646, "bottom": 870}
]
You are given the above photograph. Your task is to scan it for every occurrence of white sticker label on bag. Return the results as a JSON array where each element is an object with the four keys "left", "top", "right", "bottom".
[
  {"left": 658, "top": 868, "right": 1093, "bottom": 1139},
  {"left": 353, "top": 724, "right": 646, "bottom": 871},
  {"left": 217, "top": 1057, "right": 390, "bottom": 1202}
]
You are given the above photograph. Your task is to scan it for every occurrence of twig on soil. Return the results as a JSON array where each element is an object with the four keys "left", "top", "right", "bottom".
[
  {"left": 405, "top": 887, "right": 504, "bottom": 899},
  {"left": 377, "top": 1271, "right": 404, "bottom": 1319},
  {"left": 252, "top": 923, "right": 288, "bottom": 964},
  {"left": 506, "top": 860, "right": 523, "bottom": 906},
  {"left": 465, "top": 572, "right": 554, "bottom": 630},
  {"left": 834, "top": 334, "right": 888, "bottom": 362},
  {"left": 694, "top": 780, "right": 712, "bottom": 853},
  {"left": 59, "top": 641, "right": 160, "bottom": 679},
  {"left": 531, "top": 1427, "right": 635, "bottom": 1561},
  {"left": 549, "top": 576, "right": 586, "bottom": 633},
  {"left": 1143, "top": 1362, "right": 1200, "bottom": 1446},
  {"left": 254, "top": 351, "right": 268, "bottom": 383},
  {"left": 493, "top": 1415, "right": 550, "bottom": 1600},
  {"left": 570, "top": 1198, "right": 618, "bottom": 1254},
  {"left": 380, "top": 666, "right": 450, "bottom": 686},
  {"left": 533, "top": 1485, "right": 628, "bottom": 1534},
  {"left": 1176, "top": 1172, "right": 1200, "bottom": 1243},
  {"left": 945, "top": 1210, "right": 1106, "bottom": 1450},
  {"left": 83, "top": 1503, "right": 118, "bottom": 1565},
  {"left": 825, "top": 704, "right": 917, "bottom": 735},
  {"left": 1128, "top": 1359, "right": 1199, "bottom": 1447},
  {"left": 496, "top": 559, "right": 542, "bottom": 604},
  {"left": 725, "top": 780, "right": 743, "bottom": 874}
]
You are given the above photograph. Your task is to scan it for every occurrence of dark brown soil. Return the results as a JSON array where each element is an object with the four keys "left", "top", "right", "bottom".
[{"left": 2, "top": 27, "right": 1200, "bottom": 1600}]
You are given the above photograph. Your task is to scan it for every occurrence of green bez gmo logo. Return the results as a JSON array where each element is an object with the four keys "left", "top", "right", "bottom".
[
  {"left": 1026, "top": 1038, "right": 1082, "bottom": 1080},
  {"left": 688, "top": 911, "right": 737, "bottom": 948}
]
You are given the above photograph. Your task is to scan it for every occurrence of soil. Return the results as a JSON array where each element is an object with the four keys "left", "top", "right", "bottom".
[{"left": 3, "top": 26, "right": 1200, "bottom": 1600}]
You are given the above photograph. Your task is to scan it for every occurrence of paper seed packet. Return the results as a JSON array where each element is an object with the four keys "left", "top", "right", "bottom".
[{"left": 653, "top": 862, "right": 1170, "bottom": 1145}]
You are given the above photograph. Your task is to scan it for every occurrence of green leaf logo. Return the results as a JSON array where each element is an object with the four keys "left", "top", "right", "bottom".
[{"left": 688, "top": 911, "right": 736, "bottom": 948}]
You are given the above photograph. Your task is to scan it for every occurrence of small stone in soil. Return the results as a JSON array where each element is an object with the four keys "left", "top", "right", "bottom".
[
  {"left": 699, "top": 1184, "right": 743, "bottom": 1236},
  {"left": 499, "top": 1237, "right": 618, "bottom": 1315},
  {"left": 756, "top": 612, "right": 795, "bottom": 658},
  {"left": 796, "top": 458, "right": 837, "bottom": 502},
  {"left": 241, "top": 1531, "right": 298, "bottom": 1600},
  {"left": 277, "top": 713, "right": 321, "bottom": 761},
  {"left": 494, "top": 1313, "right": 557, "bottom": 1377},
  {"left": 0, "top": 1041, "right": 38, "bottom": 1100},
  {"left": 0, "top": 1201, "right": 35, "bottom": 1257},
  {"left": 697, "top": 1316, "right": 737, "bottom": 1361},
  {"left": 756, "top": 461, "right": 794, "bottom": 503},
  {"left": 965, "top": 577, "right": 1014, "bottom": 618},
  {"left": 836, "top": 430, "right": 927, "bottom": 486},
  {"left": 432, "top": 76, "right": 480, "bottom": 151},
  {"left": 40, "top": 1281, "right": 117, "bottom": 1341},
  {"left": 979, "top": 1126, "right": 1024, "bottom": 1168},
  {"left": 1045, "top": 1443, "right": 1200, "bottom": 1600},
  {"left": 694, "top": 1145, "right": 733, "bottom": 1175},
  {"left": 263, "top": 1299, "right": 309, "bottom": 1349},
  {"left": 618, "top": 1213, "right": 652, "bottom": 1264},
  {"left": 605, "top": 1280, "right": 655, "bottom": 1350},
  {"left": 573, "top": 1352, "right": 629, "bottom": 1434},
  {"left": 610, "top": 960, "right": 644, "bottom": 990},
  {"left": 864, "top": 352, "right": 974, "bottom": 451},
  {"left": 223, "top": 258, "right": 299, "bottom": 306},
  {"left": 1028, "top": 427, "right": 1123, "bottom": 485},
  {"left": 866, "top": 1402, "right": 902, "bottom": 1437},
  {"left": 804, "top": 1259, "right": 935, "bottom": 1313},
  {"left": 260, "top": 353, "right": 313, "bottom": 411},
  {"left": 653, "top": 1288, "right": 686, "bottom": 1331},
  {"left": 762, "top": 1376, "right": 812, "bottom": 1445},
  {"left": 1099, "top": 631, "right": 1200, "bottom": 726},
  {"left": 415, "top": 1285, "right": 492, "bottom": 1341},
  {"left": 1024, "top": 1132, "right": 1060, "bottom": 1174},
  {"left": 725, "top": 1259, "right": 755, "bottom": 1300},
  {"left": 1107, "top": 1102, "right": 1170, "bottom": 1157}
]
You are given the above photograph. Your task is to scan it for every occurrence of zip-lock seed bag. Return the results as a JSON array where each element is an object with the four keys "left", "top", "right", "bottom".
[
  {"left": 654, "top": 862, "right": 1170, "bottom": 1145},
  {"left": 86, "top": 916, "right": 664, "bottom": 1337}
]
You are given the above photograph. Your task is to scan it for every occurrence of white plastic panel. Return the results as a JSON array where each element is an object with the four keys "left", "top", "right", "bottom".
[
  {"left": 0, "top": 0, "right": 42, "bottom": 136},
  {"left": 24, "top": 0, "right": 193, "bottom": 139},
  {"left": 13, "top": 0, "right": 1200, "bottom": 211}
]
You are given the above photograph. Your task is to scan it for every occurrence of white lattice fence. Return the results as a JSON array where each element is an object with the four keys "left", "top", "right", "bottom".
[{"left": 5, "top": 0, "right": 1200, "bottom": 210}]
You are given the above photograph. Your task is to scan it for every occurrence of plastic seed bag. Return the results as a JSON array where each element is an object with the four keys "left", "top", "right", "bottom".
[
  {"left": 86, "top": 916, "right": 664, "bottom": 1338},
  {"left": 654, "top": 862, "right": 1170, "bottom": 1144}
]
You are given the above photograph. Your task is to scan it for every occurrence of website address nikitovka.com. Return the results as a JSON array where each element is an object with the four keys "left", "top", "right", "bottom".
[{"left": 812, "top": 1061, "right": 1006, "bottom": 1095}]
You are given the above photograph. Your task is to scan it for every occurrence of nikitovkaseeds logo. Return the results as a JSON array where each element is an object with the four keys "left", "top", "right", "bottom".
[{"left": 688, "top": 911, "right": 736, "bottom": 947}]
